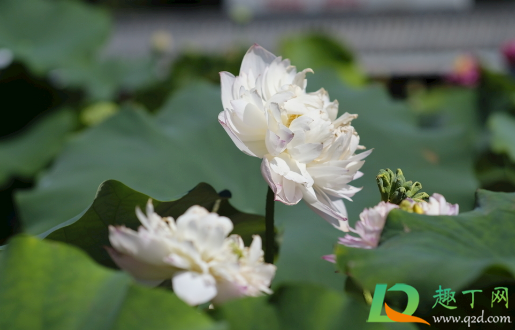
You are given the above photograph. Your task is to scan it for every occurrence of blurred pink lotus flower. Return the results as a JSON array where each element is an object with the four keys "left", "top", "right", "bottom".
[
  {"left": 502, "top": 38, "right": 515, "bottom": 68},
  {"left": 446, "top": 54, "right": 480, "bottom": 87}
]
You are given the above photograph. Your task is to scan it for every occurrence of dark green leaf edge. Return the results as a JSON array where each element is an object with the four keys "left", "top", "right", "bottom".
[{"left": 30, "top": 179, "right": 263, "bottom": 268}]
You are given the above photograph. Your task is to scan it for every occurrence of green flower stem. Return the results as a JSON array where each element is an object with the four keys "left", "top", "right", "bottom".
[{"left": 265, "top": 186, "right": 275, "bottom": 264}]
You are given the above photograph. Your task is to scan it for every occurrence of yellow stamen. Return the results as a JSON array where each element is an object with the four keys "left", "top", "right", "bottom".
[{"left": 286, "top": 114, "right": 301, "bottom": 127}]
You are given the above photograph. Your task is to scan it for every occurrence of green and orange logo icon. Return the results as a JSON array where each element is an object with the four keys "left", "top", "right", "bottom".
[{"left": 368, "top": 284, "right": 430, "bottom": 325}]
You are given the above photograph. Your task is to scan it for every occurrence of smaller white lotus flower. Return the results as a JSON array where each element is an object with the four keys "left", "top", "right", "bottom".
[
  {"left": 338, "top": 201, "right": 399, "bottom": 250},
  {"left": 323, "top": 193, "right": 460, "bottom": 262},
  {"left": 212, "top": 235, "right": 276, "bottom": 304},
  {"left": 108, "top": 200, "right": 276, "bottom": 306},
  {"left": 407, "top": 193, "right": 459, "bottom": 216},
  {"left": 107, "top": 200, "right": 178, "bottom": 285}
]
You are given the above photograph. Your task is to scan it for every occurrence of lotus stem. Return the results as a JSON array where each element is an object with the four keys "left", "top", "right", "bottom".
[{"left": 265, "top": 186, "right": 275, "bottom": 264}]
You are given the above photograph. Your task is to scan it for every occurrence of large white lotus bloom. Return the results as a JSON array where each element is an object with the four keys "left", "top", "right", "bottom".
[
  {"left": 267, "top": 115, "right": 372, "bottom": 231},
  {"left": 219, "top": 44, "right": 312, "bottom": 158},
  {"left": 219, "top": 44, "right": 370, "bottom": 231},
  {"left": 108, "top": 200, "right": 276, "bottom": 305}
]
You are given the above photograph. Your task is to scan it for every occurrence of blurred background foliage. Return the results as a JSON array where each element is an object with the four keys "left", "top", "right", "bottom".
[{"left": 1, "top": 0, "right": 515, "bottom": 328}]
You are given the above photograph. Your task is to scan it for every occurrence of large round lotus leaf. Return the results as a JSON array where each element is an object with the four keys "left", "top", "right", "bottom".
[
  {"left": 0, "top": 235, "right": 222, "bottom": 330},
  {"left": 336, "top": 190, "right": 515, "bottom": 302}
]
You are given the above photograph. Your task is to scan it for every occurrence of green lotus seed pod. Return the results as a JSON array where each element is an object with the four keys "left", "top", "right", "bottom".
[
  {"left": 376, "top": 168, "right": 429, "bottom": 205},
  {"left": 406, "top": 181, "right": 422, "bottom": 197},
  {"left": 411, "top": 192, "right": 430, "bottom": 203},
  {"left": 376, "top": 168, "right": 394, "bottom": 202},
  {"left": 395, "top": 169, "right": 406, "bottom": 185},
  {"left": 402, "top": 180, "right": 413, "bottom": 189},
  {"left": 391, "top": 187, "right": 407, "bottom": 204}
]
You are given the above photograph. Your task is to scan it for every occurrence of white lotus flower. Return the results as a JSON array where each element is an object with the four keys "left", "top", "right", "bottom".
[
  {"left": 108, "top": 200, "right": 275, "bottom": 305},
  {"left": 261, "top": 105, "right": 371, "bottom": 231},
  {"left": 212, "top": 235, "right": 276, "bottom": 304},
  {"left": 337, "top": 201, "right": 399, "bottom": 250},
  {"left": 106, "top": 200, "right": 178, "bottom": 285},
  {"left": 323, "top": 193, "right": 460, "bottom": 261},
  {"left": 321, "top": 201, "right": 398, "bottom": 262},
  {"left": 219, "top": 44, "right": 312, "bottom": 158},
  {"left": 219, "top": 44, "right": 370, "bottom": 230},
  {"left": 408, "top": 193, "right": 459, "bottom": 215},
  {"left": 338, "top": 193, "right": 459, "bottom": 249}
]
